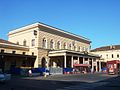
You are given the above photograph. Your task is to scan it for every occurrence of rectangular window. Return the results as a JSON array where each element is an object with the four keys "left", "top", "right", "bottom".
[
  {"left": 117, "top": 54, "right": 119, "bottom": 58},
  {"left": 112, "top": 54, "right": 114, "bottom": 58},
  {"left": 1, "top": 49, "right": 4, "bottom": 53},
  {"left": 106, "top": 54, "right": 108, "bottom": 59},
  {"left": 34, "top": 30, "right": 37, "bottom": 35},
  {"left": 22, "top": 52, "right": 26, "bottom": 55},
  {"left": 31, "top": 39, "right": 35, "bottom": 46},
  {"left": 32, "top": 52, "right": 34, "bottom": 56},
  {"left": 12, "top": 51, "right": 16, "bottom": 54}
]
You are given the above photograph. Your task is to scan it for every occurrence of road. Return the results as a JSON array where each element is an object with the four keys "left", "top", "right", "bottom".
[{"left": 0, "top": 73, "right": 119, "bottom": 90}]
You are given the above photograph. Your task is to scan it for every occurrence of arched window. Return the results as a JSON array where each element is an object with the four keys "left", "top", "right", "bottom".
[
  {"left": 78, "top": 46, "right": 81, "bottom": 51},
  {"left": 82, "top": 47, "right": 86, "bottom": 51},
  {"left": 76, "top": 46, "right": 77, "bottom": 51},
  {"left": 85, "top": 48, "right": 88, "bottom": 52},
  {"left": 57, "top": 41, "right": 61, "bottom": 49},
  {"left": 64, "top": 42, "right": 67, "bottom": 49},
  {"left": 69, "top": 44, "right": 72, "bottom": 50},
  {"left": 50, "top": 39, "right": 54, "bottom": 49},
  {"left": 23, "top": 40, "right": 26, "bottom": 46},
  {"left": 42, "top": 38, "right": 47, "bottom": 48},
  {"left": 74, "top": 46, "right": 77, "bottom": 51}
]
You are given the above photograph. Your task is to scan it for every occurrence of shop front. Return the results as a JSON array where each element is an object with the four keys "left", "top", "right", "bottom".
[
  {"left": 0, "top": 52, "right": 36, "bottom": 73},
  {"left": 73, "top": 64, "right": 91, "bottom": 74},
  {"left": 48, "top": 50, "right": 100, "bottom": 74},
  {"left": 107, "top": 60, "right": 120, "bottom": 75}
]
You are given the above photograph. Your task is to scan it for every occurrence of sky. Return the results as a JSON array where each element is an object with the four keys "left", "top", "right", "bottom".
[{"left": 0, "top": 0, "right": 120, "bottom": 49}]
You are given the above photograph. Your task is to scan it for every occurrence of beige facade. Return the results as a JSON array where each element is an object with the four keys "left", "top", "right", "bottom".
[
  {"left": 0, "top": 44, "right": 29, "bottom": 55},
  {"left": 91, "top": 45, "right": 120, "bottom": 62},
  {"left": 91, "top": 50, "right": 120, "bottom": 62},
  {"left": 8, "top": 22, "right": 100, "bottom": 72},
  {"left": 0, "top": 39, "right": 36, "bottom": 71},
  {"left": 91, "top": 45, "right": 120, "bottom": 69}
]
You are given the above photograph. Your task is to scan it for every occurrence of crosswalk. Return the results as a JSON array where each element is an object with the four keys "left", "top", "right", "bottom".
[{"left": 57, "top": 82, "right": 108, "bottom": 90}]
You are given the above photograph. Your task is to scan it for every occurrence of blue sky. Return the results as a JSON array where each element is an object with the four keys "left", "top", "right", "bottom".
[{"left": 0, "top": 0, "right": 120, "bottom": 49}]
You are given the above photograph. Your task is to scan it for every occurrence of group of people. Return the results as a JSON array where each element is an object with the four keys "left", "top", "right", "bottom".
[{"left": 73, "top": 67, "right": 91, "bottom": 74}]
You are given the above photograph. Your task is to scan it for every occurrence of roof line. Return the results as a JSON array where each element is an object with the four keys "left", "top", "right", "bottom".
[
  {"left": 38, "top": 22, "right": 91, "bottom": 42},
  {"left": 8, "top": 22, "right": 91, "bottom": 42},
  {"left": 91, "top": 45, "right": 120, "bottom": 52},
  {"left": 0, "top": 43, "right": 29, "bottom": 49}
]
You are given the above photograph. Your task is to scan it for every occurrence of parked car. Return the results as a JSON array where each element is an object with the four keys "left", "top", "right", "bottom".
[{"left": 0, "top": 72, "right": 11, "bottom": 83}]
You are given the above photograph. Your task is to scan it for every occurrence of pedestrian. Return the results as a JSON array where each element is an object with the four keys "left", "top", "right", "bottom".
[
  {"left": 28, "top": 69, "right": 32, "bottom": 76},
  {"left": 73, "top": 68, "right": 75, "bottom": 74}
]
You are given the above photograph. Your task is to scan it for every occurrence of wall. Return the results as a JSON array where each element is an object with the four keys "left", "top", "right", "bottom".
[
  {"left": 8, "top": 27, "right": 39, "bottom": 67},
  {"left": 91, "top": 50, "right": 120, "bottom": 62},
  {"left": 8, "top": 27, "right": 39, "bottom": 48},
  {"left": 38, "top": 27, "right": 90, "bottom": 52},
  {"left": 8, "top": 24, "right": 91, "bottom": 68},
  {"left": 0, "top": 47, "right": 28, "bottom": 55}
]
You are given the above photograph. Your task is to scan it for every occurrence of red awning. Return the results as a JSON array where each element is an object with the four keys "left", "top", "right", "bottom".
[
  {"left": 73, "top": 64, "right": 91, "bottom": 67},
  {"left": 107, "top": 60, "right": 120, "bottom": 64}
]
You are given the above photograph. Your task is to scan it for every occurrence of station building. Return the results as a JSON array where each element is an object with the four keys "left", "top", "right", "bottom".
[
  {"left": 1, "top": 22, "right": 101, "bottom": 72},
  {"left": 0, "top": 39, "right": 36, "bottom": 72},
  {"left": 91, "top": 45, "right": 120, "bottom": 69}
]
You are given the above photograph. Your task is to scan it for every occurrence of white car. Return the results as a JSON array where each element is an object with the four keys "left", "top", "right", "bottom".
[{"left": 0, "top": 72, "right": 11, "bottom": 82}]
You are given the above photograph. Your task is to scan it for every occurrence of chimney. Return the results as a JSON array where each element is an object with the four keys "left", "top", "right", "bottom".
[{"left": 110, "top": 45, "right": 115, "bottom": 49}]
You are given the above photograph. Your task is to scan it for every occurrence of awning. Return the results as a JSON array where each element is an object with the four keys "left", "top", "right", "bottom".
[
  {"left": 0, "top": 53, "right": 36, "bottom": 59},
  {"left": 107, "top": 60, "right": 120, "bottom": 64},
  {"left": 48, "top": 50, "right": 100, "bottom": 58},
  {"left": 73, "top": 64, "right": 91, "bottom": 67}
]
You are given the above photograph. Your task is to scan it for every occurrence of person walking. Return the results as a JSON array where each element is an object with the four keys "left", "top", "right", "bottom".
[{"left": 28, "top": 69, "right": 32, "bottom": 76}]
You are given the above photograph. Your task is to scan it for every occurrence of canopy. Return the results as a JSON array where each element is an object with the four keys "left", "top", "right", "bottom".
[{"left": 73, "top": 64, "right": 91, "bottom": 67}]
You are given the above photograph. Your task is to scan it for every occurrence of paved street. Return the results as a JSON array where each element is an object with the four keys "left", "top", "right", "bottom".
[{"left": 0, "top": 73, "right": 120, "bottom": 90}]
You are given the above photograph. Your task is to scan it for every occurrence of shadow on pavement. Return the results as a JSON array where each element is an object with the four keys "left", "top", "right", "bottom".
[
  {"left": 92, "top": 76, "right": 120, "bottom": 90},
  {"left": 0, "top": 74, "right": 120, "bottom": 90}
]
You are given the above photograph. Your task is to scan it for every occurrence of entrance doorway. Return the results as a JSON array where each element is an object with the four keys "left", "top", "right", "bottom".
[{"left": 41, "top": 58, "right": 46, "bottom": 68}]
